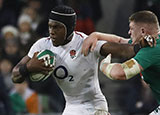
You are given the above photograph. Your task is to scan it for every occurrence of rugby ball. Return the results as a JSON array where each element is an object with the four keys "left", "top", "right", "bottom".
[{"left": 30, "top": 49, "right": 56, "bottom": 81}]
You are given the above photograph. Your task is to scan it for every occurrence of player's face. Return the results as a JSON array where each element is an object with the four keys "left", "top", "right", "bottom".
[
  {"left": 128, "top": 21, "right": 142, "bottom": 44},
  {"left": 48, "top": 19, "right": 66, "bottom": 47}
]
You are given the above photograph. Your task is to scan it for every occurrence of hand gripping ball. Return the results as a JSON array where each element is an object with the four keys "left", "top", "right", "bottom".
[{"left": 30, "top": 50, "right": 56, "bottom": 81}]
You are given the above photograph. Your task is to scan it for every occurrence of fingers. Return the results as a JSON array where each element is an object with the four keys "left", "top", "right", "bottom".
[
  {"left": 41, "top": 66, "right": 54, "bottom": 71},
  {"left": 145, "top": 35, "right": 153, "bottom": 47},
  {"left": 42, "top": 56, "right": 55, "bottom": 67},
  {"left": 144, "top": 35, "right": 156, "bottom": 47},
  {"left": 43, "top": 57, "right": 49, "bottom": 66},
  {"left": 81, "top": 47, "right": 88, "bottom": 56},
  {"left": 81, "top": 37, "right": 97, "bottom": 56},
  {"left": 152, "top": 35, "right": 157, "bottom": 47},
  {"left": 81, "top": 42, "right": 90, "bottom": 56},
  {"left": 41, "top": 58, "right": 55, "bottom": 71},
  {"left": 140, "top": 35, "right": 156, "bottom": 48},
  {"left": 33, "top": 52, "right": 39, "bottom": 58},
  {"left": 90, "top": 41, "right": 97, "bottom": 52},
  {"left": 84, "top": 47, "right": 90, "bottom": 56},
  {"left": 34, "top": 64, "right": 53, "bottom": 75},
  {"left": 28, "top": 57, "right": 54, "bottom": 73}
]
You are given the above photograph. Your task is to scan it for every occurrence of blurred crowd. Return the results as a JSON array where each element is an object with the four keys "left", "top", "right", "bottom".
[
  {"left": 0, "top": 0, "right": 102, "bottom": 114},
  {"left": 0, "top": 0, "right": 159, "bottom": 115}
]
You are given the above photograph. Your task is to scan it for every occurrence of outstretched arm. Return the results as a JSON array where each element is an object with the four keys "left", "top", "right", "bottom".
[
  {"left": 100, "top": 42, "right": 135, "bottom": 58},
  {"left": 81, "top": 32, "right": 156, "bottom": 57},
  {"left": 81, "top": 32, "right": 129, "bottom": 56},
  {"left": 89, "top": 32, "right": 129, "bottom": 43}
]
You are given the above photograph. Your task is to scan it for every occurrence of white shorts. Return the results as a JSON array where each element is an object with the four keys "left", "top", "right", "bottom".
[
  {"left": 62, "top": 103, "right": 109, "bottom": 115},
  {"left": 149, "top": 106, "right": 160, "bottom": 115}
]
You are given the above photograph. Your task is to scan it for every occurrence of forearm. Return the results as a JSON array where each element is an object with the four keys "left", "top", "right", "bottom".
[
  {"left": 100, "top": 61, "right": 126, "bottom": 80},
  {"left": 12, "top": 56, "right": 30, "bottom": 83},
  {"left": 81, "top": 32, "right": 130, "bottom": 56},
  {"left": 100, "top": 42, "right": 135, "bottom": 58},
  {"left": 92, "top": 32, "right": 128, "bottom": 43},
  {"left": 12, "top": 61, "right": 27, "bottom": 83},
  {"left": 100, "top": 56, "right": 142, "bottom": 80},
  {"left": 12, "top": 66, "right": 25, "bottom": 83}
]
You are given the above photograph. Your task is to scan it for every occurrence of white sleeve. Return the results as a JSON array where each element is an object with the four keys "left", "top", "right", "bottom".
[
  {"left": 94, "top": 40, "right": 107, "bottom": 57},
  {"left": 85, "top": 40, "right": 107, "bottom": 70},
  {"left": 79, "top": 31, "right": 106, "bottom": 57},
  {"left": 27, "top": 38, "right": 51, "bottom": 58}
]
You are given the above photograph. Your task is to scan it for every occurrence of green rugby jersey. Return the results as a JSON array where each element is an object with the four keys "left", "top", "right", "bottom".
[{"left": 134, "top": 36, "right": 160, "bottom": 104}]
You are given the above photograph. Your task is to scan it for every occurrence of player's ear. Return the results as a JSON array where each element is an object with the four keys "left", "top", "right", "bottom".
[{"left": 141, "top": 27, "right": 146, "bottom": 36}]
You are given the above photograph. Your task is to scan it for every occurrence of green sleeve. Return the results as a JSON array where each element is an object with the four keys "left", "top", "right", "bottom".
[{"left": 134, "top": 47, "right": 157, "bottom": 70}]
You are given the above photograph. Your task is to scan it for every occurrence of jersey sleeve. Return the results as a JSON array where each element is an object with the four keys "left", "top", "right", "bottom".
[
  {"left": 28, "top": 38, "right": 51, "bottom": 58},
  {"left": 133, "top": 47, "right": 157, "bottom": 70},
  {"left": 94, "top": 40, "right": 107, "bottom": 57}
]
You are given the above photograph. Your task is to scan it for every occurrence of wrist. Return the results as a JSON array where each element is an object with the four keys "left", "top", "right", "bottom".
[
  {"left": 92, "top": 32, "right": 99, "bottom": 40},
  {"left": 19, "top": 64, "right": 30, "bottom": 78}
]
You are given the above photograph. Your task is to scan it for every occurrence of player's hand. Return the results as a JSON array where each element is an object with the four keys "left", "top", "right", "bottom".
[
  {"left": 27, "top": 52, "right": 53, "bottom": 74},
  {"left": 81, "top": 34, "right": 98, "bottom": 56},
  {"left": 140, "top": 35, "right": 156, "bottom": 48}
]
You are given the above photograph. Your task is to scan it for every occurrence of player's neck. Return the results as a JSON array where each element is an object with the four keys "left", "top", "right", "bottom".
[{"left": 63, "top": 34, "right": 73, "bottom": 45}]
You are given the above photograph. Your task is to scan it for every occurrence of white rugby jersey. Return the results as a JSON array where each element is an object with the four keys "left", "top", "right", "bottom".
[{"left": 28, "top": 31, "right": 108, "bottom": 111}]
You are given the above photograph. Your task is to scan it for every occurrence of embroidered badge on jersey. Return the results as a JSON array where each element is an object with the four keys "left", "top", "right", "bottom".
[{"left": 70, "top": 50, "right": 76, "bottom": 59}]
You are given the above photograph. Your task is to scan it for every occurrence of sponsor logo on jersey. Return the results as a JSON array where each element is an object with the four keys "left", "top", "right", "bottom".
[{"left": 70, "top": 50, "right": 76, "bottom": 59}]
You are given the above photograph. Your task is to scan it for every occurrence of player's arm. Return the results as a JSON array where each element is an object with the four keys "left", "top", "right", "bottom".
[
  {"left": 100, "top": 42, "right": 135, "bottom": 59},
  {"left": 82, "top": 32, "right": 156, "bottom": 57},
  {"left": 89, "top": 32, "right": 129, "bottom": 43},
  {"left": 81, "top": 32, "right": 129, "bottom": 56},
  {"left": 100, "top": 54, "right": 143, "bottom": 80},
  {"left": 12, "top": 53, "right": 53, "bottom": 83},
  {"left": 12, "top": 55, "right": 30, "bottom": 83}
]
